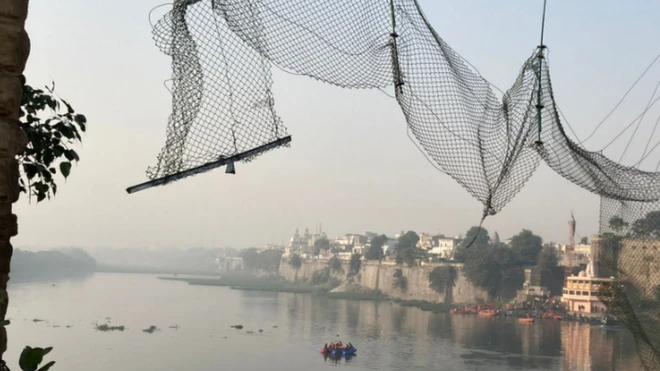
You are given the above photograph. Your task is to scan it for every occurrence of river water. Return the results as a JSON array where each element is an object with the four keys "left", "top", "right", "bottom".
[{"left": 5, "top": 273, "right": 643, "bottom": 371}]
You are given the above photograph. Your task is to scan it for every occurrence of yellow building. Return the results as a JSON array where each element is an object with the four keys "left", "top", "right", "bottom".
[{"left": 561, "top": 273, "right": 613, "bottom": 313}]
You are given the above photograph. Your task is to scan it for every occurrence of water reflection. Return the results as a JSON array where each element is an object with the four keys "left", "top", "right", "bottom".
[
  {"left": 5, "top": 274, "right": 645, "bottom": 371},
  {"left": 9, "top": 271, "right": 94, "bottom": 286},
  {"left": 255, "top": 293, "right": 643, "bottom": 371}
]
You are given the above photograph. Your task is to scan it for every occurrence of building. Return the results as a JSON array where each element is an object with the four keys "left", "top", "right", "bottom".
[
  {"left": 517, "top": 266, "right": 550, "bottom": 302},
  {"left": 335, "top": 233, "right": 367, "bottom": 250},
  {"left": 417, "top": 233, "right": 434, "bottom": 250},
  {"left": 561, "top": 242, "right": 612, "bottom": 313},
  {"left": 352, "top": 244, "right": 367, "bottom": 255},
  {"left": 557, "top": 241, "right": 594, "bottom": 267},
  {"left": 561, "top": 274, "right": 613, "bottom": 313},
  {"left": 284, "top": 227, "right": 327, "bottom": 257}
]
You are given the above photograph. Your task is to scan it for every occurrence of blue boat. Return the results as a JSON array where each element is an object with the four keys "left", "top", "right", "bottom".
[{"left": 331, "top": 348, "right": 357, "bottom": 357}]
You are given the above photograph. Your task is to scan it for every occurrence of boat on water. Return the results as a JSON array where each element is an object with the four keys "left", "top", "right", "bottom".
[
  {"left": 321, "top": 342, "right": 357, "bottom": 357},
  {"left": 518, "top": 317, "right": 535, "bottom": 323},
  {"left": 478, "top": 309, "right": 498, "bottom": 316},
  {"left": 542, "top": 311, "right": 563, "bottom": 321}
]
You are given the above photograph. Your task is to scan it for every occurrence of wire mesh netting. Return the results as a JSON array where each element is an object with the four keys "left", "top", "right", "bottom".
[
  {"left": 147, "top": 0, "right": 289, "bottom": 182},
  {"left": 148, "top": 0, "right": 660, "bottom": 368}
]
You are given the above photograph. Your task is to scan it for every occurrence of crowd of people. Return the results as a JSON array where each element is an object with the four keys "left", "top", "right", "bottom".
[{"left": 323, "top": 341, "right": 355, "bottom": 353}]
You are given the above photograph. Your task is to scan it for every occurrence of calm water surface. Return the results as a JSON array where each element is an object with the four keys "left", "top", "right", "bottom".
[{"left": 6, "top": 273, "right": 643, "bottom": 371}]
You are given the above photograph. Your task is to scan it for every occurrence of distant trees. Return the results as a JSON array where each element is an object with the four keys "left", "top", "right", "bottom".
[
  {"left": 609, "top": 216, "right": 629, "bottom": 234},
  {"left": 429, "top": 266, "right": 457, "bottom": 303},
  {"left": 537, "top": 244, "right": 563, "bottom": 296},
  {"left": 365, "top": 234, "right": 388, "bottom": 260},
  {"left": 537, "top": 245, "right": 559, "bottom": 272},
  {"left": 328, "top": 256, "right": 344, "bottom": 274},
  {"left": 396, "top": 231, "right": 419, "bottom": 266},
  {"left": 454, "top": 226, "right": 489, "bottom": 263},
  {"left": 597, "top": 233, "right": 622, "bottom": 279},
  {"left": 12, "top": 248, "right": 97, "bottom": 280},
  {"left": 313, "top": 237, "right": 331, "bottom": 256},
  {"left": 240, "top": 248, "right": 259, "bottom": 271},
  {"left": 509, "top": 229, "right": 543, "bottom": 264},
  {"left": 257, "top": 249, "right": 283, "bottom": 272},
  {"left": 456, "top": 226, "right": 524, "bottom": 300},
  {"left": 580, "top": 236, "right": 589, "bottom": 245},
  {"left": 240, "top": 248, "right": 283, "bottom": 273},
  {"left": 349, "top": 254, "right": 362, "bottom": 276},
  {"left": 392, "top": 268, "right": 408, "bottom": 292},
  {"left": 288, "top": 254, "right": 302, "bottom": 270},
  {"left": 398, "top": 231, "right": 420, "bottom": 250},
  {"left": 631, "top": 211, "right": 660, "bottom": 238}
]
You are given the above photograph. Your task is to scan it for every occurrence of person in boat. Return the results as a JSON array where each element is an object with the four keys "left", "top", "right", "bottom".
[
  {"left": 346, "top": 343, "right": 354, "bottom": 351},
  {"left": 324, "top": 344, "right": 329, "bottom": 353}
]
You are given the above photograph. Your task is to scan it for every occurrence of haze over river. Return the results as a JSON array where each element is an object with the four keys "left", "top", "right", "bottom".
[{"left": 6, "top": 273, "right": 643, "bottom": 371}]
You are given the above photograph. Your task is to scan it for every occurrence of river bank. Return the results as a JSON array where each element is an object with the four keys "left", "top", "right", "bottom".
[
  {"left": 159, "top": 275, "right": 604, "bottom": 323},
  {"left": 158, "top": 275, "right": 458, "bottom": 313}
]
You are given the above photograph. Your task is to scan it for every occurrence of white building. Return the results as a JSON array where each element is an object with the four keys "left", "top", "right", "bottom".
[
  {"left": 335, "top": 234, "right": 367, "bottom": 249},
  {"left": 428, "top": 238, "right": 458, "bottom": 258},
  {"left": 284, "top": 227, "right": 327, "bottom": 257},
  {"left": 417, "top": 233, "right": 434, "bottom": 250}
]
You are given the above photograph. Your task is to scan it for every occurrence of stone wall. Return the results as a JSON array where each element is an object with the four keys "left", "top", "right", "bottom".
[
  {"left": 618, "top": 238, "right": 660, "bottom": 297},
  {"left": 278, "top": 258, "right": 488, "bottom": 304}
]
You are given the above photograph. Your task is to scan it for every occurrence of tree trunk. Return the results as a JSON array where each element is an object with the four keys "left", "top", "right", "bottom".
[{"left": 0, "top": 0, "right": 30, "bottom": 362}]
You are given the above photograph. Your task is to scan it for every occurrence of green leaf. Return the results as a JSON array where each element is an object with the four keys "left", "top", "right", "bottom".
[
  {"left": 74, "top": 114, "right": 86, "bottom": 126},
  {"left": 0, "top": 319, "right": 10, "bottom": 327},
  {"left": 20, "top": 346, "right": 45, "bottom": 371},
  {"left": 59, "top": 162, "right": 72, "bottom": 179},
  {"left": 19, "top": 346, "right": 32, "bottom": 371},
  {"left": 23, "top": 163, "right": 38, "bottom": 179},
  {"left": 61, "top": 99, "right": 74, "bottom": 114},
  {"left": 64, "top": 150, "right": 79, "bottom": 162},
  {"left": 37, "top": 361, "right": 56, "bottom": 371},
  {"left": 52, "top": 145, "right": 63, "bottom": 157},
  {"left": 43, "top": 149, "right": 54, "bottom": 166}
]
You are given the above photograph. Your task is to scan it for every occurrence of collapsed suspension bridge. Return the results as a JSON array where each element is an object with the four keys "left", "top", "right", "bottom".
[{"left": 127, "top": 1, "right": 660, "bottom": 369}]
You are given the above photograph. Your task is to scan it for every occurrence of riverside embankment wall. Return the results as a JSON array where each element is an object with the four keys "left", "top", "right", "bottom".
[{"left": 278, "top": 259, "right": 488, "bottom": 304}]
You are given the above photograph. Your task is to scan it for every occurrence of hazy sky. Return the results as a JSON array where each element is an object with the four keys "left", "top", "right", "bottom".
[{"left": 15, "top": 0, "right": 660, "bottom": 250}]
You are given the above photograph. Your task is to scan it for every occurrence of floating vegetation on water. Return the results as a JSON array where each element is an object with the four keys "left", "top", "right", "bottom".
[
  {"left": 272, "top": 325, "right": 278, "bottom": 328},
  {"left": 66, "top": 325, "right": 72, "bottom": 328},
  {"left": 32, "top": 318, "right": 44, "bottom": 323},
  {"left": 258, "top": 329, "right": 263, "bottom": 333},
  {"left": 142, "top": 325, "right": 159, "bottom": 334},
  {"left": 169, "top": 325, "right": 179, "bottom": 329},
  {"left": 246, "top": 330, "right": 254, "bottom": 334},
  {"left": 94, "top": 322, "right": 126, "bottom": 332},
  {"left": 53, "top": 325, "right": 60, "bottom": 328},
  {"left": 230, "top": 325, "right": 243, "bottom": 329}
]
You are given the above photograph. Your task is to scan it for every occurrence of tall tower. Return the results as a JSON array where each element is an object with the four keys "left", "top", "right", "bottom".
[{"left": 566, "top": 213, "right": 576, "bottom": 282}]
